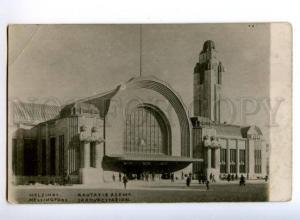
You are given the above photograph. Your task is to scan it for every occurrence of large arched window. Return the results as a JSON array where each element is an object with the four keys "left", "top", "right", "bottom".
[{"left": 124, "top": 104, "right": 171, "bottom": 155}]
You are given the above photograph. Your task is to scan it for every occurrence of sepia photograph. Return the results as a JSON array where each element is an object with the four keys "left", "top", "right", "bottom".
[{"left": 6, "top": 24, "right": 290, "bottom": 203}]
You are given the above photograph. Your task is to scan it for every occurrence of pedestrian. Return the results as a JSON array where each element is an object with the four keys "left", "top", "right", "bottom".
[
  {"left": 198, "top": 173, "right": 202, "bottom": 184},
  {"left": 112, "top": 174, "right": 115, "bottom": 182},
  {"left": 212, "top": 175, "right": 215, "bottom": 183},
  {"left": 171, "top": 173, "right": 174, "bottom": 182},
  {"left": 209, "top": 173, "right": 213, "bottom": 181},
  {"left": 203, "top": 175, "right": 207, "bottom": 184},
  {"left": 239, "top": 174, "right": 245, "bottom": 186},
  {"left": 227, "top": 173, "right": 231, "bottom": 182},
  {"left": 122, "top": 175, "right": 128, "bottom": 189},
  {"left": 186, "top": 176, "right": 191, "bottom": 187},
  {"left": 206, "top": 180, "right": 210, "bottom": 190},
  {"left": 265, "top": 175, "right": 268, "bottom": 182},
  {"left": 63, "top": 170, "right": 69, "bottom": 185},
  {"left": 119, "top": 173, "right": 122, "bottom": 182}
]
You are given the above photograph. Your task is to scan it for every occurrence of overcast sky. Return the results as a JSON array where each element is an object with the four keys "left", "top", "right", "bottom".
[{"left": 8, "top": 24, "right": 270, "bottom": 138}]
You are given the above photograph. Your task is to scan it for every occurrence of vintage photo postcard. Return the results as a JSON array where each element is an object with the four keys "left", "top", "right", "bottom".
[{"left": 7, "top": 23, "right": 292, "bottom": 203}]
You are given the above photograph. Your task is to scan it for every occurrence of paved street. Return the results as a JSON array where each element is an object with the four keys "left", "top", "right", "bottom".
[{"left": 11, "top": 180, "right": 269, "bottom": 203}]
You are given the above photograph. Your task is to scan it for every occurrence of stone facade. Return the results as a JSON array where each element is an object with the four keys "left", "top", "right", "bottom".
[
  {"left": 192, "top": 41, "right": 269, "bottom": 180},
  {"left": 10, "top": 77, "right": 199, "bottom": 185},
  {"left": 9, "top": 40, "right": 269, "bottom": 185},
  {"left": 191, "top": 117, "right": 268, "bottom": 180}
]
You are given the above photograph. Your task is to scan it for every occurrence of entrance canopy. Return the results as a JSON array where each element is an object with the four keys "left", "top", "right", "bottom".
[
  {"left": 106, "top": 154, "right": 202, "bottom": 162},
  {"left": 103, "top": 154, "right": 202, "bottom": 173}
]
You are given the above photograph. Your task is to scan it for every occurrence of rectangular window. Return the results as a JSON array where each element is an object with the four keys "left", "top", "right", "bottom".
[
  {"left": 211, "top": 149, "right": 215, "bottom": 168},
  {"left": 230, "top": 165, "right": 236, "bottom": 173},
  {"left": 90, "top": 142, "right": 96, "bottom": 168},
  {"left": 220, "top": 148, "right": 227, "bottom": 173},
  {"left": 230, "top": 149, "right": 237, "bottom": 173},
  {"left": 49, "top": 137, "right": 56, "bottom": 176},
  {"left": 41, "top": 139, "right": 46, "bottom": 175},
  {"left": 239, "top": 149, "right": 246, "bottom": 173},
  {"left": 254, "top": 149, "right": 262, "bottom": 173},
  {"left": 58, "top": 135, "right": 64, "bottom": 176}
]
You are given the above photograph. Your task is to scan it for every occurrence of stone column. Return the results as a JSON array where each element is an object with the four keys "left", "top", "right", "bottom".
[
  {"left": 95, "top": 141, "right": 104, "bottom": 183},
  {"left": 95, "top": 141, "right": 103, "bottom": 169},
  {"left": 79, "top": 125, "right": 105, "bottom": 185},
  {"left": 83, "top": 141, "right": 90, "bottom": 168},
  {"left": 80, "top": 139, "right": 97, "bottom": 185},
  {"left": 207, "top": 148, "right": 211, "bottom": 169},
  {"left": 215, "top": 147, "right": 220, "bottom": 171},
  {"left": 236, "top": 146, "right": 240, "bottom": 175}
]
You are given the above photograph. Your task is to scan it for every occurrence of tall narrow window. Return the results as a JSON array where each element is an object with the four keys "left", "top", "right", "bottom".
[
  {"left": 230, "top": 149, "right": 237, "bottom": 173},
  {"left": 211, "top": 149, "right": 215, "bottom": 168},
  {"left": 23, "top": 139, "right": 38, "bottom": 176},
  {"left": 254, "top": 149, "right": 262, "bottom": 173},
  {"left": 90, "top": 142, "right": 96, "bottom": 168},
  {"left": 220, "top": 148, "right": 227, "bottom": 173},
  {"left": 239, "top": 149, "right": 246, "bottom": 173},
  {"left": 58, "top": 135, "right": 64, "bottom": 176},
  {"left": 41, "top": 139, "right": 46, "bottom": 175},
  {"left": 49, "top": 137, "right": 56, "bottom": 176}
]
